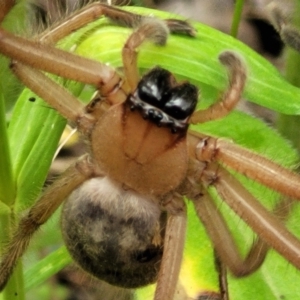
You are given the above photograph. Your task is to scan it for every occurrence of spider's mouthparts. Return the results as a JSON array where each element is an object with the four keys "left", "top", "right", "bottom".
[{"left": 127, "top": 66, "right": 198, "bottom": 133}]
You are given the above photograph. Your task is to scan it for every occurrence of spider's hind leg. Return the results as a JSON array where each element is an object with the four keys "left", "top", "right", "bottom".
[
  {"left": 154, "top": 196, "right": 187, "bottom": 300},
  {"left": 202, "top": 163, "right": 300, "bottom": 271},
  {"left": 0, "top": 155, "right": 97, "bottom": 291}
]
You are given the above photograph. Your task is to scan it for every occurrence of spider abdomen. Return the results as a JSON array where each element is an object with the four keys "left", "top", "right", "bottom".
[{"left": 61, "top": 176, "right": 165, "bottom": 288}]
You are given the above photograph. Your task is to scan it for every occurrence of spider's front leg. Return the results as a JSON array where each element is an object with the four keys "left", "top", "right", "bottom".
[
  {"left": 0, "top": 3, "right": 195, "bottom": 101},
  {"left": 37, "top": 3, "right": 196, "bottom": 43},
  {"left": 0, "top": 155, "right": 101, "bottom": 291}
]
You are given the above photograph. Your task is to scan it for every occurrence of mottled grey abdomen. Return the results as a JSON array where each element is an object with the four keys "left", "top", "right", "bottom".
[{"left": 61, "top": 177, "right": 165, "bottom": 288}]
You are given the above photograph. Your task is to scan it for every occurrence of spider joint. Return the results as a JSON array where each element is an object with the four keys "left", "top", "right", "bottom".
[
  {"left": 160, "top": 194, "right": 186, "bottom": 216},
  {"left": 139, "top": 17, "right": 170, "bottom": 46},
  {"left": 201, "top": 163, "right": 221, "bottom": 187},
  {"left": 75, "top": 113, "right": 95, "bottom": 134},
  {"left": 196, "top": 137, "right": 218, "bottom": 162},
  {"left": 74, "top": 154, "right": 99, "bottom": 178}
]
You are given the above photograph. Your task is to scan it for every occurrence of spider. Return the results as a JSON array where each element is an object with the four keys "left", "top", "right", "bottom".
[{"left": 1, "top": 2, "right": 300, "bottom": 300}]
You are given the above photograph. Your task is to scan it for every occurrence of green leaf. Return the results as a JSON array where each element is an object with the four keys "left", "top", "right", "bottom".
[
  {"left": 73, "top": 6, "right": 300, "bottom": 115},
  {"left": 0, "top": 84, "right": 14, "bottom": 206},
  {"left": 24, "top": 247, "right": 72, "bottom": 291},
  {"left": 8, "top": 89, "right": 66, "bottom": 210},
  {"left": 0, "top": 0, "right": 28, "bottom": 112}
]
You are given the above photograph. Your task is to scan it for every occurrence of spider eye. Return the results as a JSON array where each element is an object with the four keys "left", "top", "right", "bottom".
[
  {"left": 163, "top": 83, "right": 198, "bottom": 120},
  {"left": 137, "top": 67, "right": 173, "bottom": 108}
]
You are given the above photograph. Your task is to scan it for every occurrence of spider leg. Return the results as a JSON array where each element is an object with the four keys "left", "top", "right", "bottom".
[
  {"left": 37, "top": 3, "right": 145, "bottom": 43},
  {"left": 199, "top": 163, "right": 300, "bottom": 270},
  {"left": 0, "top": 4, "right": 120, "bottom": 94},
  {"left": 154, "top": 197, "right": 187, "bottom": 300},
  {"left": 0, "top": 155, "right": 98, "bottom": 291},
  {"left": 122, "top": 17, "right": 173, "bottom": 91},
  {"left": 37, "top": 3, "right": 195, "bottom": 44},
  {"left": 0, "top": 3, "right": 194, "bottom": 98},
  {"left": 0, "top": 28, "right": 119, "bottom": 89},
  {"left": 190, "top": 51, "right": 246, "bottom": 124},
  {"left": 214, "top": 251, "right": 229, "bottom": 300},
  {"left": 189, "top": 131, "right": 300, "bottom": 199},
  {"left": 0, "top": 0, "right": 14, "bottom": 23},
  {"left": 193, "top": 187, "right": 293, "bottom": 277},
  {"left": 10, "top": 61, "right": 96, "bottom": 133},
  {"left": 121, "top": 12, "right": 196, "bottom": 91}
]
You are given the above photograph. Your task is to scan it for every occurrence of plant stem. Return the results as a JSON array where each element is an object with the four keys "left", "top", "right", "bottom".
[
  {"left": 0, "top": 87, "right": 24, "bottom": 300},
  {"left": 230, "top": 0, "right": 245, "bottom": 38},
  {"left": 0, "top": 93, "right": 14, "bottom": 205},
  {"left": 276, "top": 1, "right": 300, "bottom": 152}
]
